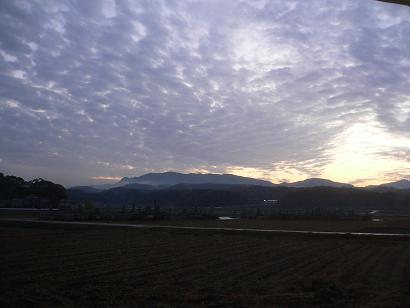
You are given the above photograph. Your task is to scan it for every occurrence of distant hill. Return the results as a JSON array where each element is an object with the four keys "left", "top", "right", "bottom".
[
  {"left": 73, "top": 173, "right": 361, "bottom": 192},
  {"left": 64, "top": 174, "right": 410, "bottom": 213},
  {"left": 279, "top": 178, "right": 353, "bottom": 188},
  {"left": 69, "top": 186, "right": 102, "bottom": 193},
  {"left": 70, "top": 182, "right": 131, "bottom": 192},
  {"left": 71, "top": 172, "right": 409, "bottom": 193},
  {"left": 367, "top": 179, "right": 410, "bottom": 191},
  {"left": 122, "top": 183, "right": 155, "bottom": 190},
  {"left": 119, "top": 172, "right": 275, "bottom": 187},
  {"left": 381, "top": 179, "right": 410, "bottom": 190},
  {"left": 66, "top": 184, "right": 410, "bottom": 213},
  {"left": 166, "top": 183, "right": 240, "bottom": 190}
]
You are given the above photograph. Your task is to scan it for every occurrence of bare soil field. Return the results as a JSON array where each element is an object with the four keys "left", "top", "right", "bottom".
[{"left": 1, "top": 221, "right": 410, "bottom": 307}]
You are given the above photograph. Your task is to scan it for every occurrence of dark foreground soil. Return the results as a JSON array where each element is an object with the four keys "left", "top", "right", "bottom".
[{"left": 1, "top": 221, "right": 410, "bottom": 307}]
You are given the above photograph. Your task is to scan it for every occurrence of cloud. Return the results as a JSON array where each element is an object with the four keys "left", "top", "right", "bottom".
[{"left": 0, "top": 0, "right": 409, "bottom": 186}]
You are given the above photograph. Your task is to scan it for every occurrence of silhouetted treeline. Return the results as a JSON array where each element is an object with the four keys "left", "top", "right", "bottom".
[
  {"left": 67, "top": 185, "right": 410, "bottom": 212},
  {"left": 0, "top": 173, "right": 66, "bottom": 205}
]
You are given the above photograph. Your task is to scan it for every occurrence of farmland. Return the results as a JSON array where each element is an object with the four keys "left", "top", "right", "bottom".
[{"left": 1, "top": 221, "right": 410, "bottom": 307}]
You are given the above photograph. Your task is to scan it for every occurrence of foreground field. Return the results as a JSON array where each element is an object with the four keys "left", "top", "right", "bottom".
[{"left": 1, "top": 221, "right": 410, "bottom": 307}]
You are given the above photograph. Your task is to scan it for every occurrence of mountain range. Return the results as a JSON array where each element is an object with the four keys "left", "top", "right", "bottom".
[
  {"left": 70, "top": 172, "right": 410, "bottom": 192},
  {"left": 366, "top": 179, "right": 410, "bottom": 191},
  {"left": 119, "top": 172, "right": 274, "bottom": 187}
]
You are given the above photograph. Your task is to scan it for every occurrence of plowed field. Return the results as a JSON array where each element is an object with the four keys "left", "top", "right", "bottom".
[{"left": 1, "top": 221, "right": 409, "bottom": 307}]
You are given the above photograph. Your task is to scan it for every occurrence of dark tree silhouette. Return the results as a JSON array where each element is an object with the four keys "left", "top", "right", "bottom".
[{"left": 0, "top": 173, "right": 66, "bottom": 207}]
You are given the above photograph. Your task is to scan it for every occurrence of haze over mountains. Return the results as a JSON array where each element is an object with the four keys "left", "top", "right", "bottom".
[
  {"left": 120, "top": 172, "right": 274, "bottom": 187},
  {"left": 279, "top": 178, "right": 353, "bottom": 188},
  {"left": 65, "top": 172, "right": 410, "bottom": 214},
  {"left": 71, "top": 172, "right": 410, "bottom": 192}
]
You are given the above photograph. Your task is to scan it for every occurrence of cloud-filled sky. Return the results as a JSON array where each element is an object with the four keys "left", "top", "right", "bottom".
[{"left": 0, "top": 0, "right": 409, "bottom": 186}]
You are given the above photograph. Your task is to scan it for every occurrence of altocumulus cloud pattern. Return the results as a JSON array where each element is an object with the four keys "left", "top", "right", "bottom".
[{"left": 0, "top": 0, "right": 409, "bottom": 186}]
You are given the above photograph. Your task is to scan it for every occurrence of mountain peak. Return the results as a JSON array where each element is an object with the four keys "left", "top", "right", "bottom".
[
  {"left": 117, "top": 171, "right": 274, "bottom": 187},
  {"left": 280, "top": 178, "right": 353, "bottom": 188},
  {"left": 379, "top": 179, "right": 410, "bottom": 190}
]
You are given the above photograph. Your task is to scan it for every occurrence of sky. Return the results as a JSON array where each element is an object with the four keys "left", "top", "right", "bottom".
[{"left": 0, "top": 0, "right": 409, "bottom": 187}]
